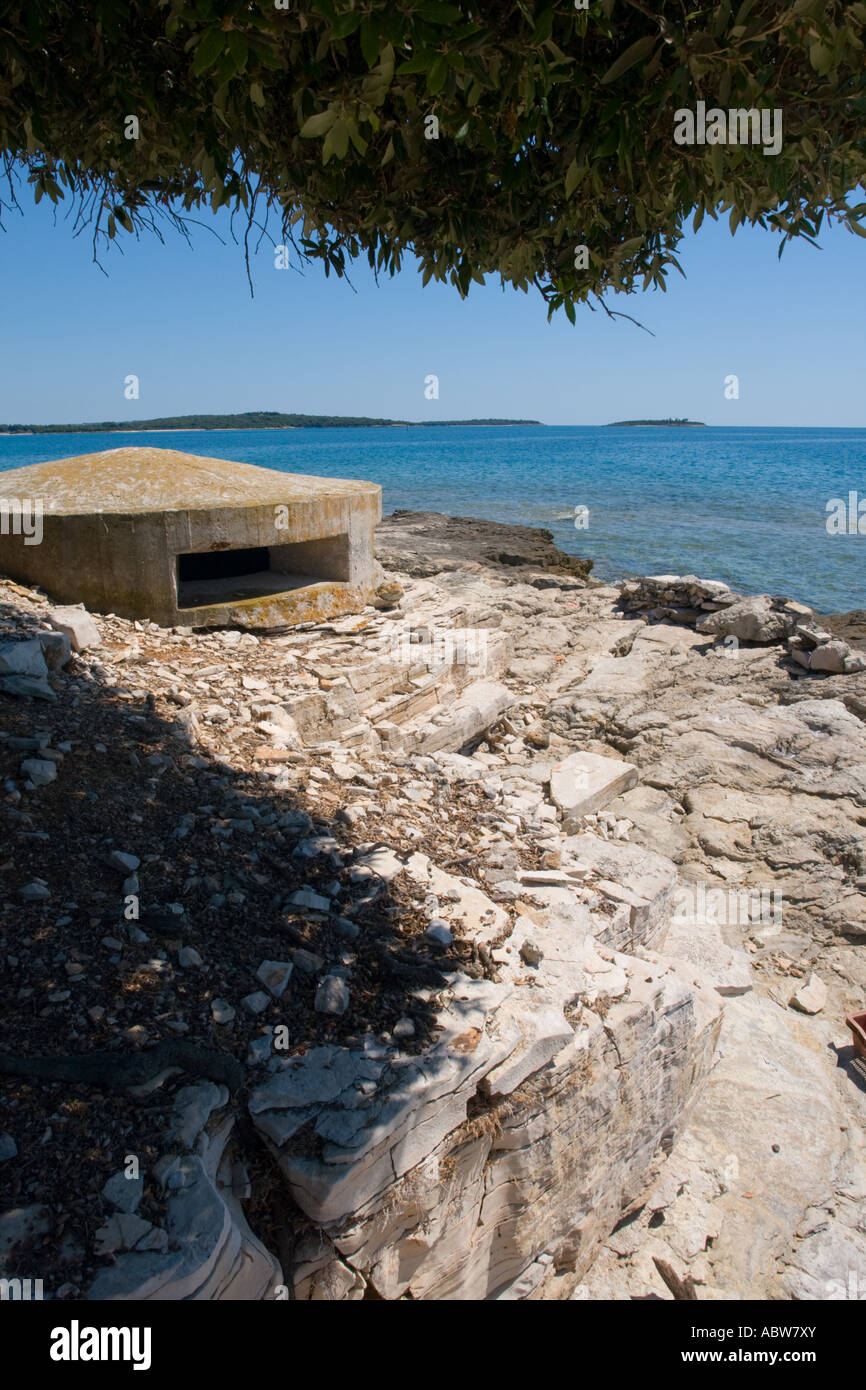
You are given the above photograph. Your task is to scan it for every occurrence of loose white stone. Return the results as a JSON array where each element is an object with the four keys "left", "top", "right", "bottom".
[
  {"left": 102, "top": 1169, "right": 144, "bottom": 1214},
  {"left": 94, "top": 1212, "right": 152, "bottom": 1255},
  {"left": 256, "top": 960, "right": 293, "bottom": 997},
  {"left": 790, "top": 973, "right": 827, "bottom": 1015},
  {"left": 47, "top": 605, "right": 102, "bottom": 652},
  {"left": 20, "top": 758, "right": 57, "bottom": 786},
  {"left": 315, "top": 975, "right": 350, "bottom": 1015},
  {"left": 242, "top": 991, "right": 270, "bottom": 1015},
  {"left": 107, "top": 849, "right": 141, "bottom": 873},
  {"left": 287, "top": 888, "right": 331, "bottom": 913},
  {"left": 19, "top": 882, "right": 50, "bottom": 901},
  {"left": 549, "top": 751, "right": 638, "bottom": 827}
]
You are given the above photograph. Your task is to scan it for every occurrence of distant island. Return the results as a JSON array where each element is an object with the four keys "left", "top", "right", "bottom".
[
  {"left": 605, "top": 417, "right": 707, "bottom": 427},
  {"left": 0, "top": 411, "right": 543, "bottom": 435}
]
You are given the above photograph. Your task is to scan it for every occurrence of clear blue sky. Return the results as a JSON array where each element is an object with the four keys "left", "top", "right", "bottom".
[{"left": 0, "top": 193, "right": 863, "bottom": 427}]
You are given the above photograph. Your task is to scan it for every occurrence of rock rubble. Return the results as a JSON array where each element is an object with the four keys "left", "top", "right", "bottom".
[{"left": 1, "top": 518, "right": 864, "bottom": 1301}]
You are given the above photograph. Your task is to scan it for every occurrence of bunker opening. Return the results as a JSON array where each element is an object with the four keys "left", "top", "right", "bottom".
[{"left": 176, "top": 534, "right": 351, "bottom": 609}]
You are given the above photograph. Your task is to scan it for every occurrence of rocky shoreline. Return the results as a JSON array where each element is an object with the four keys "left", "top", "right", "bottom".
[{"left": 0, "top": 512, "right": 864, "bottom": 1301}]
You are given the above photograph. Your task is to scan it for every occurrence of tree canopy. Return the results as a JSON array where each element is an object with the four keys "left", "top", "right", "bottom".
[{"left": 1, "top": 0, "right": 864, "bottom": 319}]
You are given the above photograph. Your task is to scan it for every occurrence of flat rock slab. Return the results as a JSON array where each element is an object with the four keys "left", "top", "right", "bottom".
[
  {"left": 0, "top": 637, "right": 49, "bottom": 677},
  {"left": 790, "top": 972, "right": 828, "bottom": 1015},
  {"left": 550, "top": 751, "right": 638, "bottom": 826},
  {"left": 662, "top": 910, "right": 754, "bottom": 998},
  {"left": 47, "top": 605, "right": 102, "bottom": 652},
  {"left": 562, "top": 832, "right": 678, "bottom": 953},
  {"left": 414, "top": 679, "right": 514, "bottom": 756},
  {"left": 375, "top": 511, "right": 592, "bottom": 581}
]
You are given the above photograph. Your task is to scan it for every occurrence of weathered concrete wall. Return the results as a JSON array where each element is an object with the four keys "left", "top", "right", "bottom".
[{"left": 0, "top": 447, "right": 382, "bottom": 627}]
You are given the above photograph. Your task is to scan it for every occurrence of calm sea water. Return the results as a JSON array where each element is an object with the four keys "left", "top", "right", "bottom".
[{"left": 1, "top": 425, "right": 863, "bottom": 613}]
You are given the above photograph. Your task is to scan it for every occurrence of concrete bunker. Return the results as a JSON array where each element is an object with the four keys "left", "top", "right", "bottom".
[
  {"left": 0, "top": 446, "right": 382, "bottom": 629},
  {"left": 175, "top": 535, "right": 351, "bottom": 609}
]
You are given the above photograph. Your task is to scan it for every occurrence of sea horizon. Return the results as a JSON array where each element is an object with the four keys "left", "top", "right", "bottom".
[{"left": 1, "top": 423, "right": 863, "bottom": 614}]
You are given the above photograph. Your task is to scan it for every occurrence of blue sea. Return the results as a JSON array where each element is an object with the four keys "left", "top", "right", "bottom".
[{"left": 1, "top": 425, "right": 863, "bottom": 613}]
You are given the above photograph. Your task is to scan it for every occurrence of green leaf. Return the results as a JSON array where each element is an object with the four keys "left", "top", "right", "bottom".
[
  {"left": 360, "top": 18, "right": 379, "bottom": 68},
  {"left": 531, "top": 9, "right": 554, "bottom": 45},
  {"left": 330, "top": 119, "right": 349, "bottom": 159},
  {"left": 396, "top": 54, "right": 431, "bottom": 75},
  {"left": 250, "top": 82, "right": 265, "bottom": 107},
  {"left": 192, "top": 27, "right": 225, "bottom": 76},
  {"left": 331, "top": 11, "right": 362, "bottom": 39},
  {"left": 427, "top": 55, "right": 448, "bottom": 93},
  {"left": 300, "top": 108, "right": 337, "bottom": 137},
  {"left": 809, "top": 41, "right": 833, "bottom": 74},
  {"left": 416, "top": 2, "right": 463, "bottom": 22},
  {"left": 564, "top": 298, "right": 576, "bottom": 324},
  {"left": 600, "top": 34, "right": 657, "bottom": 85},
  {"left": 565, "top": 159, "right": 583, "bottom": 197},
  {"left": 348, "top": 122, "right": 368, "bottom": 155},
  {"left": 734, "top": 0, "right": 760, "bottom": 24},
  {"left": 612, "top": 235, "right": 645, "bottom": 260},
  {"left": 226, "top": 32, "right": 248, "bottom": 74}
]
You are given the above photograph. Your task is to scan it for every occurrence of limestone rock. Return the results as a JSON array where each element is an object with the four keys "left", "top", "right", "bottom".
[
  {"left": 37, "top": 630, "right": 72, "bottom": 669},
  {"left": 85, "top": 1119, "right": 281, "bottom": 1300},
  {"left": 107, "top": 849, "right": 140, "bottom": 874},
  {"left": 249, "top": 955, "right": 722, "bottom": 1299},
  {"left": 790, "top": 973, "right": 827, "bottom": 1015},
  {"left": 256, "top": 960, "right": 293, "bottom": 997},
  {"left": 696, "top": 595, "right": 792, "bottom": 644},
  {"left": 0, "top": 1205, "right": 52, "bottom": 1269},
  {"left": 662, "top": 904, "right": 753, "bottom": 997},
  {"left": 20, "top": 757, "right": 57, "bottom": 786},
  {"left": 809, "top": 641, "right": 850, "bottom": 674},
  {"left": 414, "top": 680, "right": 514, "bottom": 755},
  {"left": 242, "top": 991, "right": 270, "bottom": 1015},
  {"left": 549, "top": 751, "right": 638, "bottom": 826},
  {"left": 102, "top": 1170, "right": 144, "bottom": 1214},
  {"left": 562, "top": 833, "right": 678, "bottom": 953},
  {"left": 47, "top": 605, "right": 102, "bottom": 651},
  {"left": 95, "top": 1212, "right": 153, "bottom": 1255},
  {"left": 287, "top": 888, "right": 331, "bottom": 913},
  {"left": 314, "top": 975, "right": 350, "bottom": 1015},
  {"left": 0, "top": 672, "right": 56, "bottom": 699},
  {"left": 0, "top": 636, "right": 49, "bottom": 678},
  {"left": 19, "top": 881, "right": 50, "bottom": 901}
]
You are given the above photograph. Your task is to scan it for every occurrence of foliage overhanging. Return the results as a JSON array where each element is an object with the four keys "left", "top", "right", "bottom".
[{"left": 1, "top": 0, "right": 864, "bottom": 317}]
